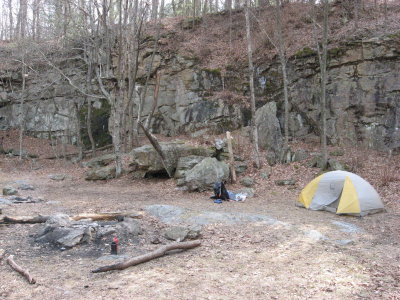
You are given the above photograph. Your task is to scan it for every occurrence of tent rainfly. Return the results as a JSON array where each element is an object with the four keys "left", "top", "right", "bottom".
[{"left": 298, "top": 170, "right": 384, "bottom": 216}]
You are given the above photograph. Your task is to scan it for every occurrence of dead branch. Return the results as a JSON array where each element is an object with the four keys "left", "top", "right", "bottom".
[
  {"left": 0, "top": 211, "right": 144, "bottom": 224},
  {"left": 0, "top": 215, "right": 49, "bottom": 224},
  {"left": 71, "top": 211, "right": 144, "bottom": 221},
  {"left": 6, "top": 255, "right": 36, "bottom": 284},
  {"left": 138, "top": 121, "right": 173, "bottom": 177},
  {"left": 92, "top": 240, "right": 201, "bottom": 273}
]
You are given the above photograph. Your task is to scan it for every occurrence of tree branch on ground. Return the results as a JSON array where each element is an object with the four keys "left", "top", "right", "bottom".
[{"left": 92, "top": 241, "right": 201, "bottom": 273}]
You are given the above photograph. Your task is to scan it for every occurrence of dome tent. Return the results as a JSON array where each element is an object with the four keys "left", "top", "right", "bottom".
[{"left": 298, "top": 171, "right": 384, "bottom": 216}]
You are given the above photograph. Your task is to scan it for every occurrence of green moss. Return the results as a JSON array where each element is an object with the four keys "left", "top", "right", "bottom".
[
  {"left": 328, "top": 47, "right": 345, "bottom": 58},
  {"left": 387, "top": 31, "right": 400, "bottom": 40},
  {"left": 294, "top": 47, "right": 316, "bottom": 58},
  {"left": 79, "top": 100, "right": 112, "bottom": 149},
  {"left": 202, "top": 68, "right": 221, "bottom": 76}
]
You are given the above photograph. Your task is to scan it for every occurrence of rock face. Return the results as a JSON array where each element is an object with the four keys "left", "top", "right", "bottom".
[
  {"left": 183, "top": 157, "right": 229, "bottom": 191},
  {"left": 255, "top": 102, "right": 283, "bottom": 153},
  {"left": 1, "top": 36, "right": 399, "bottom": 153},
  {"left": 257, "top": 36, "right": 400, "bottom": 153},
  {"left": 130, "top": 141, "right": 213, "bottom": 178}
]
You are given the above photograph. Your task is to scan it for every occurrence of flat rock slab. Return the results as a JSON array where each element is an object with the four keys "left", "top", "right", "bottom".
[
  {"left": 331, "top": 220, "right": 364, "bottom": 233},
  {"left": 145, "top": 205, "right": 277, "bottom": 226}
]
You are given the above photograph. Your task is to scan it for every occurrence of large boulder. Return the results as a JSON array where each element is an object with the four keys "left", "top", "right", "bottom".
[
  {"left": 83, "top": 153, "right": 116, "bottom": 168},
  {"left": 85, "top": 165, "right": 116, "bottom": 180},
  {"left": 184, "top": 157, "right": 229, "bottom": 192},
  {"left": 130, "top": 141, "right": 214, "bottom": 178},
  {"left": 174, "top": 155, "right": 206, "bottom": 180},
  {"left": 255, "top": 102, "right": 283, "bottom": 153}
]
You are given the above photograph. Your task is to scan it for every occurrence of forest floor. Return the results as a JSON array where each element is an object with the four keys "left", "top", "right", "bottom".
[{"left": 0, "top": 132, "right": 399, "bottom": 300}]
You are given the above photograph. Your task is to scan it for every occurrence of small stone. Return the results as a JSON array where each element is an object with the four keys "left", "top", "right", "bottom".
[
  {"left": 305, "top": 230, "right": 327, "bottom": 241},
  {"left": 214, "top": 138, "right": 226, "bottom": 150},
  {"left": 260, "top": 172, "right": 270, "bottom": 179},
  {"left": 234, "top": 162, "right": 248, "bottom": 175},
  {"left": 3, "top": 187, "right": 18, "bottom": 196},
  {"left": 240, "top": 177, "right": 255, "bottom": 187},
  {"left": 292, "top": 149, "right": 309, "bottom": 162},
  {"left": 336, "top": 239, "right": 354, "bottom": 246},
  {"left": 49, "top": 174, "right": 66, "bottom": 181},
  {"left": 164, "top": 226, "right": 190, "bottom": 241},
  {"left": 328, "top": 158, "right": 344, "bottom": 171},
  {"left": 151, "top": 236, "right": 161, "bottom": 244},
  {"left": 275, "top": 179, "right": 296, "bottom": 186},
  {"left": 117, "top": 218, "right": 142, "bottom": 236},
  {"left": 18, "top": 183, "right": 35, "bottom": 191},
  {"left": 0, "top": 198, "right": 12, "bottom": 205}
]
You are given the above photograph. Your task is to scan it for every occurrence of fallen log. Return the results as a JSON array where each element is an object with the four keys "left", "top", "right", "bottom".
[
  {"left": 92, "top": 240, "right": 201, "bottom": 273},
  {"left": 0, "top": 215, "right": 49, "bottom": 224},
  {"left": 6, "top": 255, "right": 36, "bottom": 284},
  {"left": 0, "top": 211, "right": 144, "bottom": 224},
  {"left": 71, "top": 212, "right": 144, "bottom": 221}
]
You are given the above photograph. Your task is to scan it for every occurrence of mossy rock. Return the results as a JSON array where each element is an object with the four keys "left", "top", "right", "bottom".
[
  {"left": 294, "top": 47, "right": 316, "bottom": 58},
  {"left": 202, "top": 68, "right": 221, "bottom": 76},
  {"left": 328, "top": 47, "right": 346, "bottom": 59}
]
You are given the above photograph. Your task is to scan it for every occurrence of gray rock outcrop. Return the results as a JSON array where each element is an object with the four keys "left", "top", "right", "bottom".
[
  {"left": 130, "top": 141, "right": 213, "bottom": 178},
  {"left": 255, "top": 102, "right": 283, "bottom": 154},
  {"left": 183, "top": 157, "right": 229, "bottom": 191},
  {"left": 83, "top": 154, "right": 116, "bottom": 168},
  {"left": 85, "top": 165, "right": 116, "bottom": 180}
]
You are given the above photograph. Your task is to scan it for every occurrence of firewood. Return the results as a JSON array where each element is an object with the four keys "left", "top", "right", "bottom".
[
  {"left": 0, "top": 211, "right": 144, "bottom": 224},
  {"left": 0, "top": 215, "right": 49, "bottom": 224},
  {"left": 71, "top": 211, "right": 144, "bottom": 221},
  {"left": 92, "top": 240, "right": 201, "bottom": 273},
  {"left": 6, "top": 255, "right": 36, "bottom": 284}
]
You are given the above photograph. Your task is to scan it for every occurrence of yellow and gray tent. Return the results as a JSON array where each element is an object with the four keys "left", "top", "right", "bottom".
[{"left": 298, "top": 170, "right": 384, "bottom": 216}]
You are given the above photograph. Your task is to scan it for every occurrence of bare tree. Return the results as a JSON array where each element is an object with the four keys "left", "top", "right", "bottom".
[
  {"left": 310, "top": 0, "right": 329, "bottom": 168},
  {"left": 274, "top": 0, "right": 289, "bottom": 150},
  {"left": 244, "top": 0, "right": 261, "bottom": 169}
]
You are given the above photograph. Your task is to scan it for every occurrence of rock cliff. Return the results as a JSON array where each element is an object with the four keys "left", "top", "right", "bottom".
[{"left": 0, "top": 34, "right": 399, "bottom": 153}]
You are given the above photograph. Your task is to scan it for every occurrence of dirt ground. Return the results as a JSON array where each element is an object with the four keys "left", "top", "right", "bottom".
[{"left": 0, "top": 139, "right": 399, "bottom": 299}]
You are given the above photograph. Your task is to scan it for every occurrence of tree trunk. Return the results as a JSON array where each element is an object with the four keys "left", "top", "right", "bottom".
[
  {"left": 113, "top": 94, "right": 123, "bottom": 177},
  {"left": 275, "top": 0, "right": 289, "bottom": 149},
  {"left": 8, "top": 0, "right": 13, "bottom": 39},
  {"left": 144, "top": 71, "right": 161, "bottom": 129},
  {"left": 320, "top": 0, "right": 329, "bottom": 167},
  {"left": 244, "top": 0, "right": 260, "bottom": 169},
  {"left": 19, "top": 54, "right": 26, "bottom": 160}
]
